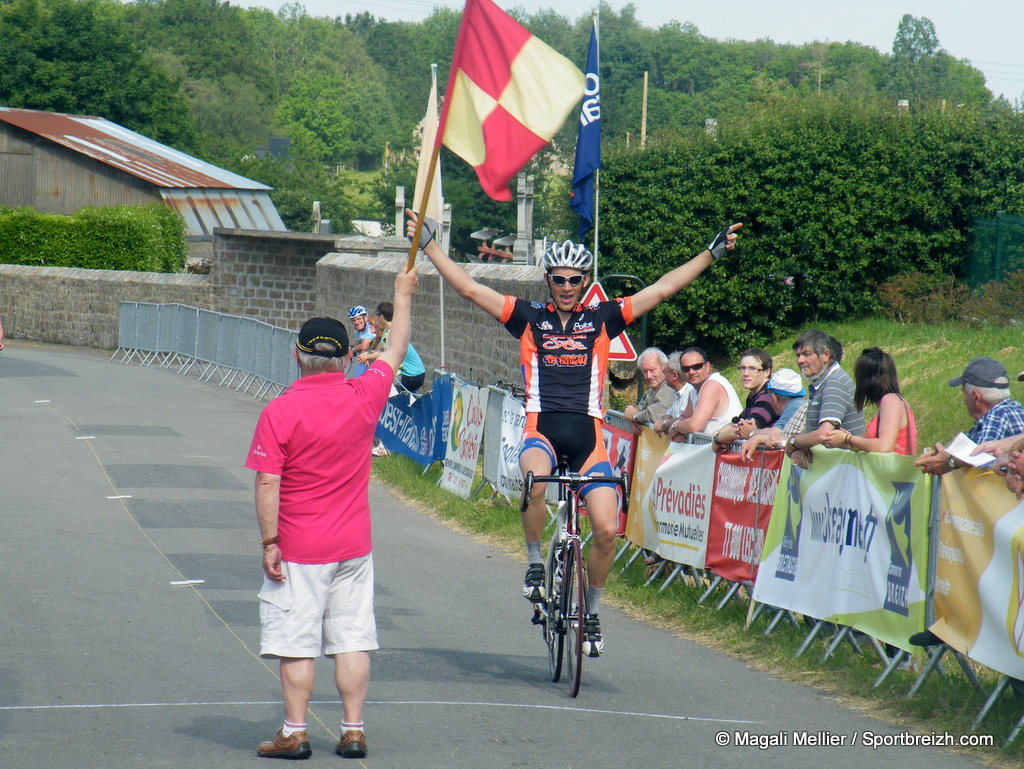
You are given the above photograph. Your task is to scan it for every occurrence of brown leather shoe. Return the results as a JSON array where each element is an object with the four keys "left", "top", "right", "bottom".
[
  {"left": 336, "top": 729, "right": 368, "bottom": 759},
  {"left": 257, "top": 729, "right": 311, "bottom": 760}
]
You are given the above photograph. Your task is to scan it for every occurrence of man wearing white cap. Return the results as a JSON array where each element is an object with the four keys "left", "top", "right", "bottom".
[{"left": 737, "top": 369, "right": 807, "bottom": 461}]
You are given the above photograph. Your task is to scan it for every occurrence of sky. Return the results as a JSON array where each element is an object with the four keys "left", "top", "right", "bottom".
[{"left": 233, "top": 0, "right": 1024, "bottom": 102}]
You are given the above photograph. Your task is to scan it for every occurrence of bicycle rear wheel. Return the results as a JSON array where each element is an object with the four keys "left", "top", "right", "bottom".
[
  {"left": 563, "top": 539, "right": 586, "bottom": 697},
  {"left": 545, "top": 544, "right": 565, "bottom": 682}
]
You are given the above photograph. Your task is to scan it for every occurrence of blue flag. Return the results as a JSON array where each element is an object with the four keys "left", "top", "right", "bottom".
[{"left": 570, "top": 22, "right": 600, "bottom": 238}]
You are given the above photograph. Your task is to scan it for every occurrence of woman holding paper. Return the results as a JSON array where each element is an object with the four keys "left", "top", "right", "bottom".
[{"left": 822, "top": 347, "right": 916, "bottom": 455}]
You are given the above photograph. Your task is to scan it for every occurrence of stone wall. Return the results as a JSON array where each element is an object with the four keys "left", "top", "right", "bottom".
[
  {"left": 317, "top": 254, "right": 549, "bottom": 387},
  {"left": 0, "top": 264, "right": 216, "bottom": 348},
  {"left": 0, "top": 231, "right": 552, "bottom": 386}
]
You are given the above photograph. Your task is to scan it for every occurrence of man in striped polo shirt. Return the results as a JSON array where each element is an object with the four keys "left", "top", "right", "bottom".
[{"left": 783, "top": 329, "right": 864, "bottom": 469}]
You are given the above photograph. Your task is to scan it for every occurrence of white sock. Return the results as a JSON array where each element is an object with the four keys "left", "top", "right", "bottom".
[
  {"left": 282, "top": 720, "right": 306, "bottom": 736},
  {"left": 342, "top": 720, "right": 364, "bottom": 734}
]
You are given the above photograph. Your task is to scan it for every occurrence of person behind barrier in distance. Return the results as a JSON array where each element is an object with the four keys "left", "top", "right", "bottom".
[
  {"left": 346, "top": 305, "right": 376, "bottom": 377},
  {"left": 358, "top": 301, "right": 426, "bottom": 393},
  {"left": 406, "top": 207, "right": 741, "bottom": 658}
]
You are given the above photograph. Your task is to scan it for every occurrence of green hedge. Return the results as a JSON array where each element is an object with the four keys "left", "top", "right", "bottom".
[
  {"left": 0, "top": 204, "right": 187, "bottom": 272},
  {"left": 598, "top": 98, "right": 1024, "bottom": 358}
]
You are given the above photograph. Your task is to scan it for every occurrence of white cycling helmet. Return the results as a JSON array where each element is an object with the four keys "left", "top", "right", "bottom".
[{"left": 542, "top": 238, "right": 593, "bottom": 272}]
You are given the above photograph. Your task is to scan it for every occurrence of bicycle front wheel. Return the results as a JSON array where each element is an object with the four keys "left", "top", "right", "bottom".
[
  {"left": 545, "top": 544, "right": 565, "bottom": 682},
  {"left": 563, "top": 538, "right": 586, "bottom": 697}
]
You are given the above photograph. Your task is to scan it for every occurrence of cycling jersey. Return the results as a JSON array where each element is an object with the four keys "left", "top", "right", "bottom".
[{"left": 500, "top": 295, "right": 634, "bottom": 419}]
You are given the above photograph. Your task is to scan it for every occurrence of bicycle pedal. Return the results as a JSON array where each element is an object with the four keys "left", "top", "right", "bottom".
[{"left": 531, "top": 606, "right": 545, "bottom": 625}]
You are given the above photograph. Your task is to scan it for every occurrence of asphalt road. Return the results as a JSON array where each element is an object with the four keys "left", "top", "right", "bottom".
[{"left": 0, "top": 342, "right": 996, "bottom": 768}]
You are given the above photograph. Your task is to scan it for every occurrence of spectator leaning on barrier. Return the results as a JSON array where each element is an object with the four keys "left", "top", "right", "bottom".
[
  {"left": 359, "top": 301, "right": 426, "bottom": 393},
  {"left": 666, "top": 347, "right": 742, "bottom": 442},
  {"left": 915, "top": 356, "right": 1024, "bottom": 476},
  {"left": 655, "top": 351, "right": 697, "bottom": 437},
  {"left": 823, "top": 347, "right": 917, "bottom": 455},
  {"left": 623, "top": 347, "right": 674, "bottom": 434},
  {"left": 246, "top": 267, "right": 420, "bottom": 761},
  {"left": 784, "top": 329, "right": 864, "bottom": 469},
  {"left": 712, "top": 347, "right": 775, "bottom": 450},
  {"left": 738, "top": 369, "right": 807, "bottom": 461}
]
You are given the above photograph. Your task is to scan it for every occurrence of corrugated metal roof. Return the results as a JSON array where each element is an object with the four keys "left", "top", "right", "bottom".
[
  {"left": 0, "top": 106, "right": 271, "bottom": 190},
  {"left": 161, "top": 188, "right": 285, "bottom": 236}
]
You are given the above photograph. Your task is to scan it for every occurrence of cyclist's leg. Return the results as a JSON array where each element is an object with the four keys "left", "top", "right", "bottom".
[
  {"left": 519, "top": 415, "right": 556, "bottom": 601},
  {"left": 577, "top": 418, "right": 620, "bottom": 592}
]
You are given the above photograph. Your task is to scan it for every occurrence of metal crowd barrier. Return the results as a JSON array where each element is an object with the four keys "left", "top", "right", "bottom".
[{"left": 112, "top": 302, "right": 297, "bottom": 400}]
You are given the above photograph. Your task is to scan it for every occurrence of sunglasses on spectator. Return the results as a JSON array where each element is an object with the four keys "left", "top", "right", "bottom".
[
  {"left": 548, "top": 274, "right": 585, "bottom": 287},
  {"left": 679, "top": 361, "right": 708, "bottom": 373}
]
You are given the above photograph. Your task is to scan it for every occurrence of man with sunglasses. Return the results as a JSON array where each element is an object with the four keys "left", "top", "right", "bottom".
[
  {"left": 666, "top": 347, "right": 742, "bottom": 442},
  {"left": 406, "top": 209, "right": 740, "bottom": 656}
]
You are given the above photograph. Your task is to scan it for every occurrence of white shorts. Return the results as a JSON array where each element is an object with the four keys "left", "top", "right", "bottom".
[{"left": 259, "top": 554, "right": 378, "bottom": 658}]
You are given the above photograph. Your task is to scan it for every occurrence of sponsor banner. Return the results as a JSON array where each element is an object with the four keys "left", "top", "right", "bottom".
[
  {"left": 495, "top": 393, "right": 527, "bottom": 500},
  {"left": 931, "top": 470, "right": 1024, "bottom": 678},
  {"left": 376, "top": 391, "right": 437, "bottom": 466},
  {"left": 602, "top": 418, "right": 636, "bottom": 478},
  {"left": 624, "top": 428, "right": 669, "bottom": 545},
  {"left": 430, "top": 373, "right": 453, "bottom": 463},
  {"left": 753, "top": 447, "right": 930, "bottom": 653},
  {"left": 706, "top": 450, "right": 784, "bottom": 583},
  {"left": 639, "top": 442, "right": 716, "bottom": 567},
  {"left": 439, "top": 382, "right": 488, "bottom": 498}
]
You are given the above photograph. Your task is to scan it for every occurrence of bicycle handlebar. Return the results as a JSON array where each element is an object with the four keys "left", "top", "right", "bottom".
[{"left": 529, "top": 474, "right": 627, "bottom": 487}]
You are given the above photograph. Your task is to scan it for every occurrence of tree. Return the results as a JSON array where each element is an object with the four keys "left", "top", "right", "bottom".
[{"left": 0, "top": 0, "right": 194, "bottom": 147}]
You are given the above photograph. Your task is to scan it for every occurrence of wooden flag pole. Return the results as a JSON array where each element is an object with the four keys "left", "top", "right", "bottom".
[{"left": 406, "top": 142, "right": 443, "bottom": 272}]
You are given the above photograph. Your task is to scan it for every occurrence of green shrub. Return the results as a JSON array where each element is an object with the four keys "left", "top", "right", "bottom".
[
  {"left": 0, "top": 204, "right": 187, "bottom": 272},
  {"left": 874, "top": 271, "right": 972, "bottom": 323},
  {"left": 597, "top": 97, "right": 1024, "bottom": 357}
]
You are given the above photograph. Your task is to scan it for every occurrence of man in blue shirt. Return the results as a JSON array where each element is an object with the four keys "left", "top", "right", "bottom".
[{"left": 915, "top": 356, "right": 1024, "bottom": 476}]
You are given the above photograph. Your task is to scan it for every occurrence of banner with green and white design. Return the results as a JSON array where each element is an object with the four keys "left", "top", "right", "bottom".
[{"left": 752, "top": 447, "right": 931, "bottom": 653}]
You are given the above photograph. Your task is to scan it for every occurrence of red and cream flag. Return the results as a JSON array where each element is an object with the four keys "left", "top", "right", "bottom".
[{"left": 438, "top": 0, "right": 584, "bottom": 201}]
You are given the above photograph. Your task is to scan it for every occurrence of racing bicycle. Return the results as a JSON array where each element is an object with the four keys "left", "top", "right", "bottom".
[{"left": 522, "top": 466, "right": 629, "bottom": 697}]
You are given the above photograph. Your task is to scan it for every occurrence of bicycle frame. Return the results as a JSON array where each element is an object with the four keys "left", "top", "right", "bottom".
[{"left": 522, "top": 469, "right": 629, "bottom": 697}]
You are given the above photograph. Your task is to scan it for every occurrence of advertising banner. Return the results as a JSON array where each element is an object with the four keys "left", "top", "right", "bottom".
[
  {"left": 930, "top": 469, "right": 1024, "bottom": 678},
  {"left": 439, "top": 382, "right": 488, "bottom": 498},
  {"left": 495, "top": 393, "right": 527, "bottom": 500},
  {"left": 638, "top": 442, "right": 716, "bottom": 567},
  {"left": 624, "top": 428, "right": 669, "bottom": 545},
  {"left": 376, "top": 391, "right": 436, "bottom": 466},
  {"left": 706, "top": 450, "right": 784, "bottom": 583},
  {"left": 752, "top": 448, "right": 930, "bottom": 653},
  {"left": 601, "top": 418, "right": 637, "bottom": 478},
  {"left": 430, "top": 373, "right": 453, "bottom": 463}
]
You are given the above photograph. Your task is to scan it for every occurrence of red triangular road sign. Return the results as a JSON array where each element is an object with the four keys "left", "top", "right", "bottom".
[{"left": 581, "top": 282, "right": 638, "bottom": 361}]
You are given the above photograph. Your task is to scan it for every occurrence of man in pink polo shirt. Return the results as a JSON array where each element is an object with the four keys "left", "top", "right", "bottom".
[{"left": 247, "top": 267, "right": 419, "bottom": 761}]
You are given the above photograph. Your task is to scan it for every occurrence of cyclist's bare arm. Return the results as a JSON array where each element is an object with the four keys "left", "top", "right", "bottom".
[
  {"left": 406, "top": 208, "right": 505, "bottom": 320},
  {"left": 629, "top": 223, "right": 742, "bottom": 318}
]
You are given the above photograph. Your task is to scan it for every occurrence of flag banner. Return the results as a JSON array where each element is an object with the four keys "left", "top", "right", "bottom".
[
  {"left": 376, "top": 391, "right": 437, "bottom": 467},
  {"left": 637, "top": 442, "right": 717, "bottom": 567},
  {"left": 705, "top": 450, "right": 785, "bottom": 584},
  {"left": 930, "top": 469, "right": 1024, "bottom": 678},
  {"left": 495, "top": 392, "right": 527, "bottom": 499},
  {"left": 413, "top": 66, "right": 443, "bottom": 220},
  {"left": 439, "top": 0, "right": 584, "bottom": 201},
  {"left": 752, "top": 448, "right": 930, "bottom": 653},
  {"left": 439, "top": 381, "right": 488, "bottom": 498},
  {"left": 624, "top": 427, "right": 670, "bottom": 545},
  {"left": 570, "top": 20, "right": 600, "bottom": 236}
]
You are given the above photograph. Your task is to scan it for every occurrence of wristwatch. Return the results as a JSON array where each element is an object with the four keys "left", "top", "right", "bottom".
[
  {"left": 260, "top": 535, "right": 280, "bottom": 549},
  {"left": 786, "top": 436, "right": 797, "bottom": 455}
]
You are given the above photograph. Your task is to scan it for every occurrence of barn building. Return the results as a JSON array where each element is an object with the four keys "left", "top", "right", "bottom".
[{"left": 0, "top": 106, "right": 286, "bottom": 260}]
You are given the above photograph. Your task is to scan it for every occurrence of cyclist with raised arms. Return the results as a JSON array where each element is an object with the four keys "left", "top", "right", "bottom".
[{"left": 407, "top": 209, "right": 740, "bottom": 656}]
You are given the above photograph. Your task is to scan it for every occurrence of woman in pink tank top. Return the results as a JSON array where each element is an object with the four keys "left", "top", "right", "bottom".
[{"left": 823, "top": 347, "right": 916, "bottom": 455}]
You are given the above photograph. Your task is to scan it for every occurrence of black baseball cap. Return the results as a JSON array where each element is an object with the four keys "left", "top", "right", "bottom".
[
  {"left": 295, "top": 317, "right": 349, "bottom": 357},
  {"left": 948, "top": 356, "right": 1009, "bottom": 388}
]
